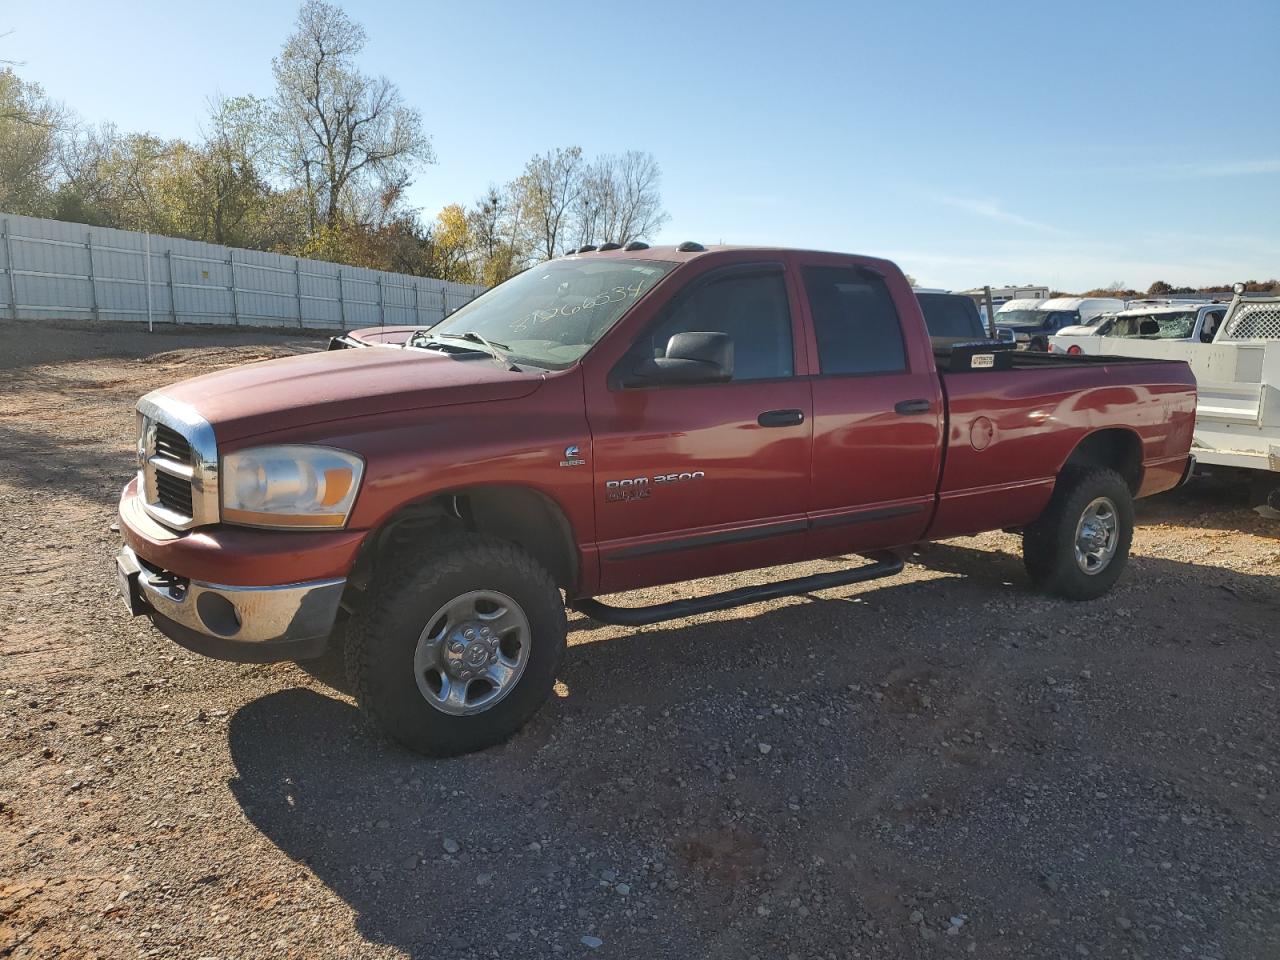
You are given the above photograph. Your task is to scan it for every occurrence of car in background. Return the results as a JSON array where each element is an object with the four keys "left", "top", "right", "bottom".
[
  {"left": 994, "top": 296, "right": 1126, "bottom": 351},
  {"left": 993, "top": 296, "right": 1046, "bottom": 319},
  {"left": 1050, "top": 302, "right": 1229, "bottom": 355}
]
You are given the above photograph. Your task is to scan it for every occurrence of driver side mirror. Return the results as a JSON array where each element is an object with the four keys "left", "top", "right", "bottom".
[{"left": 626, "top": 331, "right": 734, "bottom": 386}]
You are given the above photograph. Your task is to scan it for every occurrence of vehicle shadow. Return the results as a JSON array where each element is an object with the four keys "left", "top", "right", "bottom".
[
  {"left": 227, "top": 543, "right": 1279, "bottom": 958},
  {"left": 1138, "top": 477, "right": 1279, "bottom": 540}
]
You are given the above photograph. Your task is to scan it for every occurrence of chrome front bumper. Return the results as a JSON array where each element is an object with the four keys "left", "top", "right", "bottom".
[{"left": 116, "top": 545, "right": 345, "bottom": 662}]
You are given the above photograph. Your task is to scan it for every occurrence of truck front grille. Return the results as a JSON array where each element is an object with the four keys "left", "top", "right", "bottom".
[
  {"left": 154, "top": 467, "right": 195, "bottom": 517},
  {"left": 154, "top": 423, "right": 191, "bottom": 463},
  {"left": 136, "top": 395, "right": 219, "bottom": 531}
]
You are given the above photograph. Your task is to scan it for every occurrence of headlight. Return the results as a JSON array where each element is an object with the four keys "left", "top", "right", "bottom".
[{"left": 221, "top": 445, "right": 364, "bottom": 529}]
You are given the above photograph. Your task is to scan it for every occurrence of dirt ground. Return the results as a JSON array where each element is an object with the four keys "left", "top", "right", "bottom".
[{"left": 2, "top": 320, "right": 1278, "bottom": 960}]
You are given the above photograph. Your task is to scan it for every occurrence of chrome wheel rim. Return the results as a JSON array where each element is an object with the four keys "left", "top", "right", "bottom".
[
  {"left": 1074, "top": 497, "right": 1119, "bottom": 575},
  {"left": 413, "top": 589, "right": 531, "bottom": 716}
]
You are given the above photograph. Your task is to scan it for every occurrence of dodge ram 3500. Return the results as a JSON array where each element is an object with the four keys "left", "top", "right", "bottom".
[{"left": 116, "top": 244, "right": 1197, "bottom": 756}]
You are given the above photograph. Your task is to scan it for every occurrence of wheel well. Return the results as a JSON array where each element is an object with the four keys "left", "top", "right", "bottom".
[
  {"left": 350, "top": 486, "right": 579, "bottom": 595},
  {"left": 1061, "top": 429, "right": 1143, "bottom": 494}
]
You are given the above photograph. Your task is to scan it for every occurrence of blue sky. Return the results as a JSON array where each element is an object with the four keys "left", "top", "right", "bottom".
[{"left": 6, "top": 0, "right": 1279, "bottom": 291}]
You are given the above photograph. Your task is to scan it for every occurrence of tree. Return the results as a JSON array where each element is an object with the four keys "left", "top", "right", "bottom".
[
  {"left": 186, "top": 95, "right": 276, "bottom": 246},
  {"left": 54, "top": 128, "right": 171, "bottom": 232},
  {"left": 1147, "top": 280, "right": 1174, "bottom": 296},
  {"left": 272, "top": 0, "right": 433, "bottom": 231},
  {"left": 429, "top": 204, "right": 475, "bottom": 283},
  {"left": 0, "top": 68, "right": 65, "bottom": 215},
  {"left": 513, "top": 146, "right": 584, "bottom": 261},
  {"left": 466, "top": 185, "right": 523, "bottom": 285},
  {"left": 592, "top": 150, "right": 667, "bottom": 245},
  {"left": 566, "top": 151, "right": 667, "bottom": 251}
]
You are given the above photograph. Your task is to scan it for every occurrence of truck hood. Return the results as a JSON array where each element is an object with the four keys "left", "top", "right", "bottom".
[{"left": 156, "top": 344, "right": 544, "bottom": 443}]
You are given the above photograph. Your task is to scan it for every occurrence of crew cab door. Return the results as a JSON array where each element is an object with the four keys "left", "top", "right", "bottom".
[
  {"left": 583, "top": 261, "right": 812, "bottom": 593},
  {"left": 796, "top": 255, "right": 944, "bottom": 556}
]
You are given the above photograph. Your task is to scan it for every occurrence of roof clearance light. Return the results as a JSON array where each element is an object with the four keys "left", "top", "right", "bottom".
[{"left": 624, "top": 241, "right": 650, "bottom": 251}]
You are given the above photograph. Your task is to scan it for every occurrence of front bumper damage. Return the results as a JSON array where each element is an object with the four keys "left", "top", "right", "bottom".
[{"left": 116, "top": 544, "right": 345, "bottom": 663}]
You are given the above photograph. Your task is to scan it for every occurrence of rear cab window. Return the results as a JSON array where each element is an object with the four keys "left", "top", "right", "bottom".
[{"left": 916, "top": 293, "right": 985, "bottom": 339}]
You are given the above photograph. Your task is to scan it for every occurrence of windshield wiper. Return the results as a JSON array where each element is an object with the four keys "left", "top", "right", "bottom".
[
  {"left": 433, "top": 331, "right": 512, "bottom": 358},
  {"left": 410, "top": 330, "right": 522, "bottom": 370}
]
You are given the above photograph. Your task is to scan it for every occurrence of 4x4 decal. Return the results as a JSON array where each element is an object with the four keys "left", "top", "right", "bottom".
[{"left": 604, "top": 471, "right": 705, "bottom": 502}]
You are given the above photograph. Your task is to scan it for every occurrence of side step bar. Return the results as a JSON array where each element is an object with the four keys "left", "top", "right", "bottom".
[{"left": 571, "top": 554, "right": 904, "bottom": 627}]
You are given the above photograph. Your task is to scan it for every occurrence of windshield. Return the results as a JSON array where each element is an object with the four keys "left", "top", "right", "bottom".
[
  {"left": 420, "top": 258, "right": 676, "bottom": 369},
  {"left": 996, "top": 308, "right": 1080, "bottom": 331},
  {"left": 995, "top": 309, "right": 1044, "bottom": 326},
  {"left": 1104, "top": 311, "right": 1197, "bottom": 340}
]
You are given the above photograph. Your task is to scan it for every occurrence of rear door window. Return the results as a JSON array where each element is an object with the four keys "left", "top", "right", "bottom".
[{"left": 803, "top": 266, "right": 907, "bottom": 375}]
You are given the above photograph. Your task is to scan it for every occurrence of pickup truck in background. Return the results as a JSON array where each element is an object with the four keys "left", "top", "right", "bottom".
[
  {"left": 1051, "top": 301, "right": 1228, "bottom": 353},
  {"left": 1052, "top": 290, "right": 1280, "bottom": 516},
  {"left": 116, "top": 244, "right": 1197, "bottom": 756},
  {"left": 994, "top": 296, "right": 1126, "bottom": 351}
]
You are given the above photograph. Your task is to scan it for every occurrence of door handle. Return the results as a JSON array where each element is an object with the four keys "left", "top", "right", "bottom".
[
  {"left": 894, "top": 398, "right": 932, "bottom": 415},
  {"left": 757, "top": 409, "right": 805, "bottom": 427}
]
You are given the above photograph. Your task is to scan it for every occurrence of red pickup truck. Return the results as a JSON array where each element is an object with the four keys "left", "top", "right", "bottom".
[{"left": 116, "top": 244, "right": 1196, "bottom": 756}]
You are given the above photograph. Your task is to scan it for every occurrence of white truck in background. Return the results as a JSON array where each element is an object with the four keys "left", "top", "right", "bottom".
[
  {"left": 1050, "top": 301, "right": 1229, "bottom": 352},
  {"left": 1051, "top": 289, "right": 1280, "bottom": 516}
]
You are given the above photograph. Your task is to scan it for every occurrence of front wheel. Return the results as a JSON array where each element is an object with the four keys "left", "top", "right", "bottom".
[
  {"left": 1023, "top": 467, "right": 1133, "bottom": 600},
  {"left": 345, "top": 535, "right": 566, "bottom": 756}
]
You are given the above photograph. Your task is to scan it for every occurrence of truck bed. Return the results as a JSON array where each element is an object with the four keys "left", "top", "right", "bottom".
[
  {"left": 925, "top": 346, "right": 1198, "bottom": 541},
  {"left": 933, "top": 343, "right": 1192, "bottom": 372}
]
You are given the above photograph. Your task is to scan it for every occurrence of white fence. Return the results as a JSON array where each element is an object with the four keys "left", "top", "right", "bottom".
[{"left": 0, "top": 212, "right": 486, "bottom": 330}]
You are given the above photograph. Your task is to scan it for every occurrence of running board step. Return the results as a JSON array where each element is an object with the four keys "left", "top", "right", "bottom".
[{"left": 571, "top": 554, "right": 904, "bottom": 627}]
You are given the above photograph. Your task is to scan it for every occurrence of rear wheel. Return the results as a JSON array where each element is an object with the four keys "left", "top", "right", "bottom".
[
  {"left": 345, "top": 535, "right": 566, "bottom": 756},
  {"left": 1023, "top": 467, "right": 1133, "bottom": 600}
]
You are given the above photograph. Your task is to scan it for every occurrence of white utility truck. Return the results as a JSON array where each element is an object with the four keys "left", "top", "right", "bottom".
[
  {"left": 1050, "top": 301, "right": 1229, "bottom": 352},
  {"left": 1051, "top": 288, "right": 1279, "bottom": 516}
]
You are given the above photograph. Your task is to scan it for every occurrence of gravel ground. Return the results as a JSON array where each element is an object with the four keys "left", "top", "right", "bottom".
[{"left": 2, "top": 320, "right": 1279, "bottom": 960}]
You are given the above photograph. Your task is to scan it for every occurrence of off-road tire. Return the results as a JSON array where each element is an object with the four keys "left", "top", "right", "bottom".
[
  {"left": 345, "top": 535, "right": 566, "bottom": 756},
  {"left": 1023, "top": 466, "right": 1133, "bottom": 600}
]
